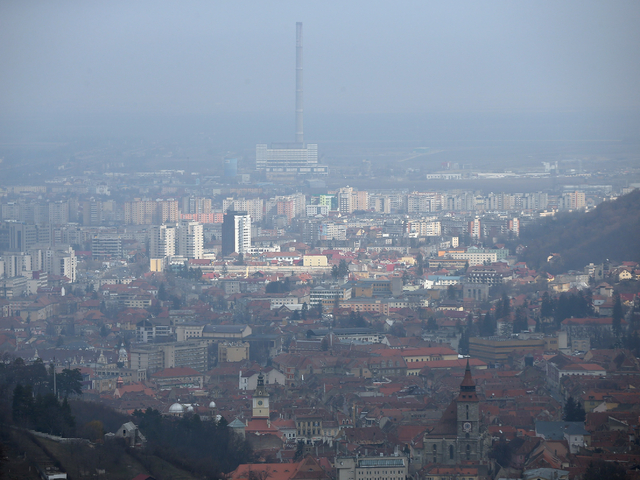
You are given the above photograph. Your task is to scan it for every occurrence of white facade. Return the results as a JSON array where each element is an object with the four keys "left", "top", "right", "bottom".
[
  {"left": 233, "top": 214, "right": 251, "bottom": 255},
  {"left": 256, "top": 143, "right": 319, "bottom": 171},
  {"left": 29, "top": 246, "right": 77, "bottom": 282},
  {"left": 222, "top": 198, "right": 264, "bottom": 222},
  {"left": 306, "top": 204, "right": 329, "bottom": 217},
  {"left": 149, "top": 224, "right": 176, "bottom": 258},
  {"left": 177, "top": 221, "right": 203, "bottom": 259},
  {"left": 450, "top": 251, "right": 498, "bottom": 265}
]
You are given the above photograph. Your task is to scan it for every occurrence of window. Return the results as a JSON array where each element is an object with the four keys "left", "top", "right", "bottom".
[
  {"left": 466, "top": 444, "right": 470, "bottom": 460},
  {"left": 449, "top": 445, "right": 454, "bottom": 459},
  {"left": 466, "top": 405, "right": 469, "bottom": 420}
]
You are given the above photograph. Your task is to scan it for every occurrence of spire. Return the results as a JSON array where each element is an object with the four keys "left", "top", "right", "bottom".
[
  {"left": 254, "top": 371, "right": 268, "bottom": 397},
  {"left": 460, "top": 358, "right": 476, "bottom": 393}
]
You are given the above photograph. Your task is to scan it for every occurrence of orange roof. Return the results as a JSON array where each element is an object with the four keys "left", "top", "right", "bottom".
[
  {"left": 377, "top": 346, "right": 457, "bottom": 357},
  {"left": 228, "top": 456, "right": 325, "bottom": 480},
  {"left": 561, "top": 363, "right": 605, "bottom": 371},
  {"left": 417, "top": 358, "right": 487, "bottom": 369}
]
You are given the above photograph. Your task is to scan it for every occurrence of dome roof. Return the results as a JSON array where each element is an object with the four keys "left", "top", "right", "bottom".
[
  {"left": 169, "top": 403, "right": 184, "bottom": 413},
  {"left": 119, "top": 347, "right": 127, "bottom": 355},
  {"left": 187, "top": 405, "right": 194, "bottom": 412},
  {"left": 209, "top": 401, "right": 216, "bottom": 409}
]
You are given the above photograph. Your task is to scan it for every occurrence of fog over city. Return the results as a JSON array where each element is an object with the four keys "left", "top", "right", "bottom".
[
  {"left": 2, "top": 3, "right": 640, "bottom": 480},
  {"left": 2, "top": 1, "right": 640, "bottom": 139}
]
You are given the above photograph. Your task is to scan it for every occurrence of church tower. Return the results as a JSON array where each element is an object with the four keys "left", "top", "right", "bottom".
[
  {"left": 456, "top": 359, "right": 480, "bottom": 461},
  {"left": 252, "top": 372, "right": 270, "bottom": 419},
  {"left": 421, "top": 359, "right": 487, "bottom": 466}
]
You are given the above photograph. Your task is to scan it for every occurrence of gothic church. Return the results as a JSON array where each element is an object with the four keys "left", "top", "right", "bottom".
[{"left": 421, "top": 360, "right": 489, "bottom": 465}]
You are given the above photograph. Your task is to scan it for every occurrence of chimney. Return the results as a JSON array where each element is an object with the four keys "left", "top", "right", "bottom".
[{"left": 296, "top": 22, "right": 304, "bottom": 144}]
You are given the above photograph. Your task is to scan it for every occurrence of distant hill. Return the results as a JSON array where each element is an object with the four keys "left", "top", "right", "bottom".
[{"left": 518, "top": 189, "right": 640, "bottom": 274}]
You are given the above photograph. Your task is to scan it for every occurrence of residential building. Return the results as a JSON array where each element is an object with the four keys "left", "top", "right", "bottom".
[
  {"left": 177, "top": 220, "right": 203, "bottom": 259},
  {"left": 222, "top": 210, "right": 251, "bottom": 255},
  {"left": 218, "top": 341, "right": 250, "bottom": 363},
  {"left": 310, "top": 285, "right": 352, "bottom": 309},
  {"left": 336, "top": 456, "right": 407, "bottom": 480}
]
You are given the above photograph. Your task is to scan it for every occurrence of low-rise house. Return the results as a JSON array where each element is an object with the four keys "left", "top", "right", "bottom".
[
  {"left": 112, "top": 421, "right": 146, "bottom": 447},
  {"left": 535, "top": 421, "right": 590, "bottom": 454},
  {"left": 239, "top": 367, "right": 285, "bottom": 390}
]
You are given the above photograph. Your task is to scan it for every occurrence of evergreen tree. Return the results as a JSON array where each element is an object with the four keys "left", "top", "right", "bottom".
[
  {"left": 426, "top": 316, "right": 438, "bottom": 332},
  {"left": 158, "top": 283, "right": 168, "bottom": 301},
  {"left": 57, "top": 368, "right": 83, "bottom": 398},
  {"left": 613, "top": 293, "right": 623, "bottom": 338},
  {"left": 331, "top": 265, "right": 339, "bottom": 280},
  {"left": 12, "top": 384, "right": 34, "bottom": 426},
  {"left": 459, "top": 329, "right": 470, "bottom": 355},
  {"left": 447, "top": 284, "right": 456, "bottom": 300},
  {"left": 480, "top": 312, "right": 496, "bottom": 337},
  {"left": 194, "top": 267, "right": 203, "bottom": 280},
  {"left": 563, "top": 396, "right": 585, "bottom": 422},
  {"left": 513, "top": 306, "right": 528, "bottom": 333},
  {"left": 338, "top": 259, "right": 349, "bottom": 278},
  {"left": 416, "top": 252, "right": 424, "bottom": 277},
  {"left": 502, "top": 293, "right": 510, "bottom": 318}
]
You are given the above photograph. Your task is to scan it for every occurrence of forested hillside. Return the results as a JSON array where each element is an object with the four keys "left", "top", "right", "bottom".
[
  {"left": 0, "top": 358, "right": 253, "bottom": 480},
  {"left": 518, "top": 189, "right": 640, "bottom": 273}
]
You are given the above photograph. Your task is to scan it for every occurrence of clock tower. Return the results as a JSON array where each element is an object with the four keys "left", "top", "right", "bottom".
[
  {"left": 252, "top": 372, "right": 270, "bottom": 419},
  {"left": 456, "top": 359, "right": 480, "bottom": 461}
]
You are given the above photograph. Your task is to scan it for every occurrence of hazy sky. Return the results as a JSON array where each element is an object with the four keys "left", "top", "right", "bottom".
[{"left": 1, "top": 1, "right": 640, "bottom": 118}]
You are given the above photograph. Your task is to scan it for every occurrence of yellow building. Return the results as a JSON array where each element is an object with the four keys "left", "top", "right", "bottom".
[
  {"left": 218, "top": 342, "right": 250, "bottom": 363},
  {"left": 303, "top": 254, "right": 328, "bottom": 267},
  {"left": 150, "top": 258, "right": 164, "bottom": 272}
]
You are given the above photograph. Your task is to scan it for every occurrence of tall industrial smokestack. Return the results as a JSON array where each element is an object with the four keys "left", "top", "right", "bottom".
[{"left": 295, "top": 22, "right": 304, "bottom": 144}]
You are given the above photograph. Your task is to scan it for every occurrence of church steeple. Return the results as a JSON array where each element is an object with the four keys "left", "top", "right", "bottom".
[
  {"left": 457, "top": 358, "right": 480, "bottom": 452},
  {"left": 458, "top": 358, "right": 477, "bottom": 401}
]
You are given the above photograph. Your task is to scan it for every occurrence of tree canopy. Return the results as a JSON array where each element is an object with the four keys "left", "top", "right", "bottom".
[
  {"left": 518, "top": 189, "right": 640, "bottom": 273},
  {"left": 563, "top": 396, "right": 586, "bottom": 422}
]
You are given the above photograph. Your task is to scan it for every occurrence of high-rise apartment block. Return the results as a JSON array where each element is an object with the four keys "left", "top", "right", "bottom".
[
  {"left": 124, "top": 199, "right": 179, "bottom": 225},
  {"left": 222, "top": 211, "right": 251, "bottom": 256},
  {"left": 561, "top": 191, "right": 586, "bottom": 210},
  {"left": 149, "top": 224, "right": 176, "bottom": 259},
  {"left": 48, "top": 201, "right": 69, "bottom": 225},
  {"left": 469, "top": 218, "right": 482, "bottom": 239},
  {"left": 177, "top": 221, "right": 204, "bottom": 259},
  {"left": 82, "top": 200, "right": 103, "bottom": 226},
  {"left": 181, "top": 196, "right": 212, "bottom": 215},
  {"left": 222, "top": 198, "right": 264, "bottom": 222}
]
